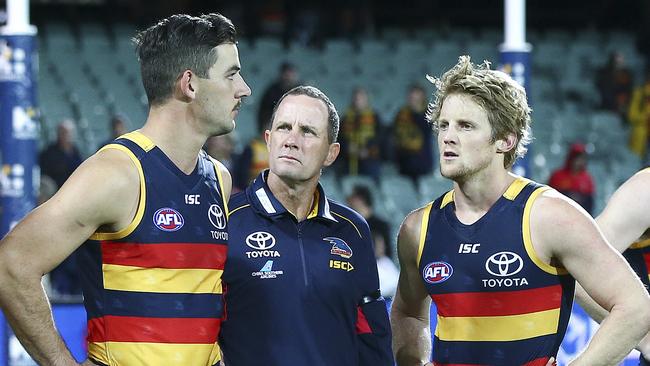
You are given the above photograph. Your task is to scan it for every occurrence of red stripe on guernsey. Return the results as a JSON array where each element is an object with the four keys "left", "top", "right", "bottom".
[
  {"left": 87, "top": 316, "right": 220, "bottom": 343},
  {"left": 101, "top": 242, "right": 227, "bottom": 269},
  {"left": 431, "top": 284, "right": 562, "bottom": 317},
  {"left": 643, "top": 253, "right": 650, "bottom": 276},
  {"left": 433, "top": 357, "right": 549, "bottom": 366},
  {"left": 355, "top": 306, "right": 372, "bottom": 334}
]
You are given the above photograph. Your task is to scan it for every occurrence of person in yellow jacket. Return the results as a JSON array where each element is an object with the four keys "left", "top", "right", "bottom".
[{"left": 627, "top": 69, "right": 650, "bottom": 161}]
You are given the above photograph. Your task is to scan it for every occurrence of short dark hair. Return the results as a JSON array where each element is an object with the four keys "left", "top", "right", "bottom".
[
  {"left": 270, "top": 85, "right": 340, "bottom": 143},
  {"left": 350, "top": 185, "right": 373, "bottom": 208},
  {"left": 134, "top": 13, "right": 236, "bottom": 106}
]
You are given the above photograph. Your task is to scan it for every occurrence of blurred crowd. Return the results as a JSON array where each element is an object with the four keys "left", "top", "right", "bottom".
[{"left": 37, "top": 44, "right": 649, "bottom": 298}]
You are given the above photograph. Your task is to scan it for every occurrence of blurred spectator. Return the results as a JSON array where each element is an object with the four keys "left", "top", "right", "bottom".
[
  {"left": 38, "top": 175, "right": 58, "bottom": 207},
  {"left": 39, "top": 174, "right": 82, "bottom": 297},
  {"left": 257, "top": 62, "right": 300, "bottom": 132},
  {"left": 548, "top": 143, "right": 595, "bottom": 214},
  {"left": 335, "top": 4, "right": 376, "bottom": 42},
  {"left": 392, "top": 84, "right": 434, "bottom": 183},
  {"left": 99, "top": 114, "right": 129, "bottom": 149},
  {"left": 346, "top": 185, "right": 397, "bottom": 298},
  {"left": 374, "top": 233, "right": 399, "bottom": 299},
  {"left": 335, "top": 87, "right": 384, "bottom": 180},
  {"left": 258, "top": 0, "right": 288, "bottom": 37},
  {"left": 346, "top": 185, "right": 392, "bottom": 257},
  {"left": 596, "top": 51, "right": 633, "bottom": 121},
  {"left": 288, "top": 2, "right": 322, "bottom": 47},
  {"left": 205, "top": 133, "right": 239, "bottom": 179},
  {"left": 628, "top": 68, "right": 650, "bottom": 163},
  {"left": 233, "top": 122, "right": 269, "bottom": 191},
  {"left": 39, "top": 119, "right": 83, "bottom": 189}
]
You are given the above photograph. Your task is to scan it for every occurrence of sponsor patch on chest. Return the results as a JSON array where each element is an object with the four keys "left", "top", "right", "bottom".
[
  {"left": 423, "top": 261, "right": 453, "bottom": 284},
  {"left": 153, "top": 208, "right": 184, "bottom": 232}
]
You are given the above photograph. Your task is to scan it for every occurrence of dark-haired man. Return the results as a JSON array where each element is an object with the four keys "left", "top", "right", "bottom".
[{"left": 0, "top": 13, "right": 250, "bottom": 366}]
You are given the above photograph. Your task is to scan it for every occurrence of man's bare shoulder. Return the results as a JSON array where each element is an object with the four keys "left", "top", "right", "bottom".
[
  {"left": 66, "top": 148, "right": 139, "bottom": 192},
  {"left": 398, "top": 203, "right": 433, "bottom": 257},
  {"left": 532, "top": 189, "right": 589, "bottom": 226},
  {"left": 530, "top": 188, "right": 603, "bottom": 259},
  {"left": 49, "top": 147, "right": 141, "bottom": 224}
]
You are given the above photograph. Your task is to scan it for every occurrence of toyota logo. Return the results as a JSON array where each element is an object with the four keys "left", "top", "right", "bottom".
[
  {"left": 246, "top": 231, "right": 276, "bottom": 250},
  {"left": 485, "top": 251, "right": 523, "bottom": 277},
  {"left": 208, "top": 204, "right": 226, "bottom": 229}
]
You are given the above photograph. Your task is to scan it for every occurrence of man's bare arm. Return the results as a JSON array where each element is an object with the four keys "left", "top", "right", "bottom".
[
  {"left": 0, "top": 149, "right": 140, "bottom": 365},
  {"left": 391, "top": 207, "right": 433, "bottom": 366},
  {"left": 575, "top": 170, "right": 650, "bottom": 354},
  {"left": 531, "top": 191, "right": 650, "bottom": 366},
  {"left": 597, "top": 170, "right": 650, "bottom": 252}
]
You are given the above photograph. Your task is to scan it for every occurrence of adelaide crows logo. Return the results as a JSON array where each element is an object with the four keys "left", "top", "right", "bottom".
[{"left": 324, "top": 237, "right": 353, "bottom": 259}]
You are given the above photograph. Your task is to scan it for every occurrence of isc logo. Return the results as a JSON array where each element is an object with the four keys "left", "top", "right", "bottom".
[
  {"left": 153, "top": 208, "right": 184, "bottom": 232},
  {"left": 329, "top": 260, "right": 354, "bottom": 272},
  {"left": 423, "top": 262, "right": 453, "bottom": 284},
  {"left": 458, "top": 243, "right": 480, "bottom": 254}
]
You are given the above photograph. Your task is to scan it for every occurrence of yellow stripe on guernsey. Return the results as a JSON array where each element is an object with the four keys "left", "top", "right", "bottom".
[
  {"left": 435, "top": 308, "right": 561, "bottom": 342},
  {"left": 102, "top": 264, "right": 223, "bottom": 294},
  {"left": 502, "top": 177, "right": 531, "bottom": 200},
  {"left": 417, "top": 203, "right": 433, "bottom": 268},
  {"left": 522, "top": 186, "right": 568, "bottom": 275},
  {"left": 440, "top": 190, "right": 454, "bottom": 209},
  {"left": 90, "top": 134, "right": 150, "bottom": 241},
  {"left": 89, "top": 342, "right": 220, "bottom": 366},
  {"left": 630, "top": 239, "right": 650, "bottom": 249},
  {"left": 212, "top": 157, "right": 230, "bottom": 218}
]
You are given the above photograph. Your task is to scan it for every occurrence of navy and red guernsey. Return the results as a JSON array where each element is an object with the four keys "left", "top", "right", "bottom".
[
  {"left": 220, "top": 170, "right": 394, "bottom": 366},
  {"left": 78, "top": 131, "right": 229, "bottom": 366},
  {"left": 418, "top": 177, "right": 575, "bottom": 366}
]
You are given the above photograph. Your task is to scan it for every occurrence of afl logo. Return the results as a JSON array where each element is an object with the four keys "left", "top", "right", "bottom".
[
  {"left": 153, "top": 208, "right": 184, "bottom": 232},
  {"left": 423, "top": 262, "right": 453, "bottom": 284},
  {"left": 485, "top": 251, "right": 524, "bottom": 277},
  {"left": 208, "top": 204, "right": 226, "bottom": 229},
  {"left": 246, "top": 231, "right": 276, "bottom": 250}
]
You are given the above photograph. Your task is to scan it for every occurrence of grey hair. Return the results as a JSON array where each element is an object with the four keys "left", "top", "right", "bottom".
[{"left": 271, "top": 85, "right": 340, "bottom": 143}]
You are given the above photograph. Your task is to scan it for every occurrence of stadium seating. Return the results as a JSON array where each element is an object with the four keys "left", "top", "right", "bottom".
[{"left": 34, "top": 22, "right": 646, "bottom": 233}]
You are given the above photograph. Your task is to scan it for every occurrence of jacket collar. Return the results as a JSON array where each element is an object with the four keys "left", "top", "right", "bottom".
[{"left": 247, "top": 170, "right": 338, "bottom": 222}]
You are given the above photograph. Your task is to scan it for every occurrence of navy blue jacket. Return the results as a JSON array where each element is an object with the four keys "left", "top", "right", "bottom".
[{"left": 220, "top": 171, "right": 393, "bottom": 365}]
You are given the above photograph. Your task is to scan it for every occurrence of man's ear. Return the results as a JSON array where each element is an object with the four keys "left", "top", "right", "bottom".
[
  {"left": 176, "top": 69, "right": 196, "bottom": 102},
  {"left": 323, "top": 142, "right": 340, "bottom": 167},
  {"left": 496, "top": 134, "right": 517, "bottom": 153}
]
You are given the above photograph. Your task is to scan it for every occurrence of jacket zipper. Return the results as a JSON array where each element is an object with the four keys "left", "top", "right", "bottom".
[{"left": 297, "top": 223, "right": 309, "bottom": 287}]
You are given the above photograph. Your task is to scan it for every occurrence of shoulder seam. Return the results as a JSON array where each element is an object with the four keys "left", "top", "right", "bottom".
[
  {"left": 227, "top": 203, "right": 251, "bottom": 218},
  {"left": 330, "top": 210, "right": 363, "bottom": 239}
]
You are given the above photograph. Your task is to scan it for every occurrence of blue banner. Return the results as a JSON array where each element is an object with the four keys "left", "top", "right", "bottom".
[
  {"left": 0, "top": 311, "right": 6, "bottom": 366},
  {"left": 1, "top": 305, "right": 87, "bottom": 365},
  {"left": 0, "top": 34, "right": 39, "bottom": 237},
  {"left": 499, "top": 50, "right": 531, "bottom": 177}
]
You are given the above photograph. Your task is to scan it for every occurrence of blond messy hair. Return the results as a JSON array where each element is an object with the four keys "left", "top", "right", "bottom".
[{"left": 425, "top": 55, "right": 532, "bottom": 168}]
